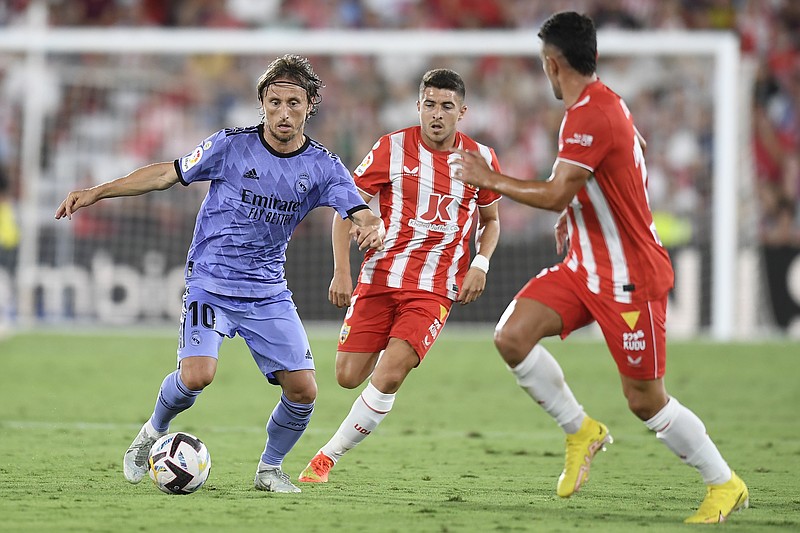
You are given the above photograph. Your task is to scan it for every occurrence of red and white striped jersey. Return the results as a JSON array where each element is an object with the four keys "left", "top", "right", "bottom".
[
  {"left": 353, "top": 126, "right": 501, "bottom": 301},
  {"left": 558, "top": 80, "right": 674, "bottom": 303}
]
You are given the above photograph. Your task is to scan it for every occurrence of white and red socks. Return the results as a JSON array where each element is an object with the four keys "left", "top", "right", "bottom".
[
  {"left": 645, "top": 396, "right": 732, "bottom": 485},
  {"left": 319, "top": 381, "right": 395, "bottom": 463}
]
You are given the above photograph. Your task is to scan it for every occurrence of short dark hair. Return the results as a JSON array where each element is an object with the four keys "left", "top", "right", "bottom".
[
  {"left": 419, "top": 69, "right": 466, "bottom": 101},
  {"left": 257, "top": 54, "right": 323, "bottom": 117},
  {"left": 538, "top": 12, "right": 597, "bottom": 76}
]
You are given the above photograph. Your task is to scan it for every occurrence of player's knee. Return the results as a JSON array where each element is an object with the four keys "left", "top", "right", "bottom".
[
  {"left": 335, "top": 364, "right": 369, "bottom": 389},
  {"left": 626, "top": 393, "right": 661, "bottom": 421},
  {"left": 279, "top": 370, "right": 318, "bottom": 403},
  {"left": 179, "top": 356, "right": 217, "bottom": 391},
  {"left": 335, "top": 370, "right": 364, "bottom": 389},
  {"left": 180, "top": 368, "right": 215, "bottom": 391},
  {"left": 284, "top": 387, "right": 317, "bottom": 404},
  {"left": 493, "top": 325, "right": 534, "bottom": 365}
]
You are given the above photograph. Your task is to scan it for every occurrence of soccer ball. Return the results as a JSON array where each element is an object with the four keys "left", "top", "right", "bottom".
[{"left": 148, "top": 432, "right": 211, "bottom": 494}]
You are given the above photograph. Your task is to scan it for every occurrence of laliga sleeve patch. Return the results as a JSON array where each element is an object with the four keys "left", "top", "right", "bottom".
[
  {"left": 354, "top": 151, "right": 374, "bottom": 177},
  {"left": 181, "top": 146, "right": 204, "bottom": 172}
]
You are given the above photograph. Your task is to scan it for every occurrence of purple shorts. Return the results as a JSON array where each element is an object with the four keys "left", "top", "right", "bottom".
[{"left": 177, "top": 286, "right": 314, "bottom": 384}]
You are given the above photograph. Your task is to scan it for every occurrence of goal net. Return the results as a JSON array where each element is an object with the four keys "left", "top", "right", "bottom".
[{"left": 0, "top": 23, "right": 759, "bottom": 339}]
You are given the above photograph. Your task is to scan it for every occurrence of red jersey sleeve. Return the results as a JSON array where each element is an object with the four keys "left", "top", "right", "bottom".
[
  {"left": 353, "top": 136, "right": 391, "bottom": 197},
  {"left": 477, "top": 146, "right": 502, "bottom": 207},
  {"left": 558, "top": 104, "right": 613, "bottom": 172}
]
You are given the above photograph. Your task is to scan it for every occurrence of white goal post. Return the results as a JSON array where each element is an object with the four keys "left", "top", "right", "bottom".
[{"left": 0, "top": 9, "right": 745, "bottom": 339}]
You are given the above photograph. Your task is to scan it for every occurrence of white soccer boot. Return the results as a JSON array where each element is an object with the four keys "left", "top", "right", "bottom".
[
  {"left": 254, "top": 461, "right": 301, "bottom": 493},
  {"left": 123, "top": 421, "right": 165, "bottom": 484}
]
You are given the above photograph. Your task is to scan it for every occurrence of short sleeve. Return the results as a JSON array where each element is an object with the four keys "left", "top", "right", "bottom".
[
  {"left": 352, "top": 136, "right": 391, "bottom": 197},
  {"left": 478, "top": 146, "right": 502, "bottom": 207},
  {"left": 557, "top": 106, "right": 613, "bottom": 173},
  {"left": 319, "top": 159, "right": 368, "bottom": 219},
  {"left": 175, "top": 130, "right": 227, "bottom": 185}
]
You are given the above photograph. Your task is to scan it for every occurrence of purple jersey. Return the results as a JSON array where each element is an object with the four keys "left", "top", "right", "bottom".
[{"left": 174, "top": 124, "right": 366, "bottom": 298}]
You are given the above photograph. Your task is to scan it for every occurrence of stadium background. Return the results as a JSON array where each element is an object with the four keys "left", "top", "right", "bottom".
[{"left": 0, "top": 0, "right": 798, "bottom": 338}]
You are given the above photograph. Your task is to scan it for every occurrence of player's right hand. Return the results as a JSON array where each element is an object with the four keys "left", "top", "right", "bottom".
[
  {"left": 328, "top": 271, "right": 354, "bottom": 308},
  {"left": 55, "top": 189, "right": 96, "bottom": 220}
]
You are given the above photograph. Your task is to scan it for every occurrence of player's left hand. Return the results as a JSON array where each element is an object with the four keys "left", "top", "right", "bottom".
[
  {"left": 456, "top": 268, "right": 486, "bottom": 305},
  {"left": 351, "top": 221, "right": 385, "bottom": 251},
  {"left": 450, "top": 148, "right": 493, "bottom": 189}
]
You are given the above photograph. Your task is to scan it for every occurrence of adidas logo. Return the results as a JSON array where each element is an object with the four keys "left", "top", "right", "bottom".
[
  {"left": 305, "top": 349, "right": 313, "bottom": 360},
  {"left": 243, "top": 168, "right": 259, "bottom": 180}
]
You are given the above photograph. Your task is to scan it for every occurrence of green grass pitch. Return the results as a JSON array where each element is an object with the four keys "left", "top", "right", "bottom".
[{"left": 1, "top": 328, "right": 798, "bottom": 532}]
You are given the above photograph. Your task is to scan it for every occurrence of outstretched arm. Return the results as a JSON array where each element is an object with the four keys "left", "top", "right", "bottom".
[
  {"left": 451, "top": 148, "right": 590, "bottom": 213},
  {"left": 457, "top": 201, "right": 500, "bottom": 305},
  {"left": 55, "top": 162, "right": 180, "bottom": 220}
]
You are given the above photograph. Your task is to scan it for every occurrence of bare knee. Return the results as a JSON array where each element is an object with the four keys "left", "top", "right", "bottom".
[
  {"left": 336, "top": 368, "right": 366, "bottom": 389},
  {"left": 180, "top": 357, "right": 217, "bottom": 390},
  {"left": 279, "top": 370, "right": 317, "bottom": 404},
  {"left": 494, "top": 323, "right": 538, "bottom": 367},
  {"left": 334, "top": 351, "right": 380, "bottom": 390},
  {"left": 623, "top": 384, "right": 669, "bottom": 421},
  {"left": 493, "top": 299, "right": 561, "bottom": 367},
  {"left": 284, "top": 384, "right": 317, "bottom": 404},
  {"left": 370, "top": 370, "right": 405, "bottom": 394},
  {"left": 369, "top": 341, "right": 418, "bottom": 394}
]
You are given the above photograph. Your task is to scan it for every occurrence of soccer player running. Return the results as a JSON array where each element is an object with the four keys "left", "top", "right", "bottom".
[
  {"left": 451, "top": 12, "right": 748, "bottom": 524},
  {"left": 298, "top": 69, "right": 501, "bottom": 483},
  {"left": 54, "top": 55, "right": 385, "bottom": 494}
]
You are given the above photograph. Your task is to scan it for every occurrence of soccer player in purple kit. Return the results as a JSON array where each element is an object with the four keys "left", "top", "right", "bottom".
[{"left": 55, "top": 55, "right": 385, "bottom": 493}]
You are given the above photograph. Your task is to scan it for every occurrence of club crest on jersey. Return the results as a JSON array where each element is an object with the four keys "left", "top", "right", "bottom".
[
  {"left": 296, "top": 173, "right": 311, "bottom": 194},
  {"left": 339, "top": 323, "right": 351, "bottom": 344},
  {"left": 181, "top": 146, "right": 204, "bottom": 172}
]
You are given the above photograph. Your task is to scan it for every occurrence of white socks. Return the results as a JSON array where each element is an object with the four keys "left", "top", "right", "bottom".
[
  {"left": 320, "top": 381, "right": 396, "bottom": 463},
  {"left": 645, "top": 396, "right": 732, "bottom": 485},
  {"left": 511, "top": 345, "right": 731, "bottom": 486},
  {"left": 509, "top": 344, "right": 585, "bottom": 434}
]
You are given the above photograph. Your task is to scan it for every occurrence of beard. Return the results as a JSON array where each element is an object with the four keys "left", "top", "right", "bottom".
[{"left": 267, "top": 123, "right": 298, "bottom": 144}]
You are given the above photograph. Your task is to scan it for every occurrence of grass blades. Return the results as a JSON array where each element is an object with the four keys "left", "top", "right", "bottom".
[{"left": 1, "top": 329, "right": 798, "bottom": 532}]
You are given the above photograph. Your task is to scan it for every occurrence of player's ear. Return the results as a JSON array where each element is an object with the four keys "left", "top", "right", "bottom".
[
  {"left": 458, "top": 104, "right": 467, "bottom": 121},
  {"left": 545, "top": 54, "right": 559, "bottom": 77}
]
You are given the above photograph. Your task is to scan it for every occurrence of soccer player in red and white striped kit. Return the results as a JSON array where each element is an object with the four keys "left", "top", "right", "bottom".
[
  {"left": 299, "top": 69, "right": 501, "bottom": 483},
  {"left": 452, "top": 11, "right": 748, "bottom": 524}
]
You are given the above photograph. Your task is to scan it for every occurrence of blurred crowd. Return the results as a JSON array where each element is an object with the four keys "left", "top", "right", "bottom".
[{"left": 0, "top": 0, "right": 798, "bottom": 248}]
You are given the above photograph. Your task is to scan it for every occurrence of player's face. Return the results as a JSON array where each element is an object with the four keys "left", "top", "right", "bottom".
[
  {"left": 261, "top": 80, "right": 312, "bottom": 151},
  {"left": 541, "top": 46, "right": 563, "bottom": 100},
  {"left": 417, "top": 87, "right": 466, "bottom": 151}
]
